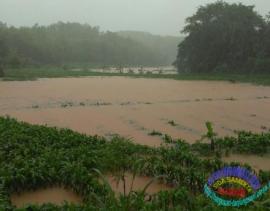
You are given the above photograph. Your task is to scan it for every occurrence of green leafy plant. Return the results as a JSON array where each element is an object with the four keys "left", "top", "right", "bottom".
[{"left": 201, "top": 121, "right": 217, "bottom": 151}]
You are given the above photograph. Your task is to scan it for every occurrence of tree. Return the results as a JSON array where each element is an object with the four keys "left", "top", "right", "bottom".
[
  {"left": 174, "top": 1, "right": 265, "bottom": 73},
  {"left": 0, "top": 34, "right": 6, "bottom": 77},
  {"left": 7, "top": 49, "right": 22, "bottom": 68}
]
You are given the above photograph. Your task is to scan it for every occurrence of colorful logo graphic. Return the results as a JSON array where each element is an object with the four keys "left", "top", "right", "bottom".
[{"left": 204, "top": 166, "right": 270, "bottom": 207}]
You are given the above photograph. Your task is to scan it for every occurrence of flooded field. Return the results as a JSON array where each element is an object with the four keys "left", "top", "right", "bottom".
[
  {"left": 1, "top": 76, "right": 270, "bottom": 206},
  {"left": 10, "top": 175, "right": 170, "bottom": 207},
  {"left": 1, "top": 77, "right": 270, "bottom": 169},
  {"left": 1, "top": 77, "right": 269, "bottom": 147}
]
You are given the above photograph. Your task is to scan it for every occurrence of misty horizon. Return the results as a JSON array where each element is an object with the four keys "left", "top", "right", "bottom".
[{"left": 0, "top": 0, "right": 269, "bottom": 36}]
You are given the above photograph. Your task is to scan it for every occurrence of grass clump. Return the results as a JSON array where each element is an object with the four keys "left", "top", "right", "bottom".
[
  {"left": 168, "top": 120, "right": 177, "bottom": 126},
  {"left": 79, "top": 102, "right": 86, "bottom": 106},
  {"left": 61, "top": 101, "right": 73, "bottom": 108},
  {"left": 225, "top": 97, "right": 237, "bottom": 101},
  {"left": 32, "top": 104, "right": 39, "bottom": 109},
  {"left": 148, "top": 130, "right": 163, "bottom": 136}
]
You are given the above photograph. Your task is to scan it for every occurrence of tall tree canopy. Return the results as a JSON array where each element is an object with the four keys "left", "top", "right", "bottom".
[{"left": 174, "top": 1, "right": 269, "bottom": 73}]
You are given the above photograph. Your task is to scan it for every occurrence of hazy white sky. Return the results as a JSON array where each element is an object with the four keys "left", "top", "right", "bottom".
[{"left": 0, "top": 0, "right": 269, "bottom": 36}]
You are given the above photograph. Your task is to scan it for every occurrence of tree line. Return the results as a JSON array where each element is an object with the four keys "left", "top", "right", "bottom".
[
  {"left": 0, "top": 22, "right": 176, "bottom": 73},
  {"left": 117, "top": 31, "right": 181, "bottom": 69},
  {"left": 174, "top": 1, "right": 270, "bottom": 74}
]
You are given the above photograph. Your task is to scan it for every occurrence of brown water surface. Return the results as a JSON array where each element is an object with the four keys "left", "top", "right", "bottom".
[
  {"left": 1, "top": 77, "right": 269, "bottom": 146},
  {"left": 223, "top": 154, "right": 270, "bottom": 172},
  {"left": 1, "top": 77, "right": 270, "bottom": 170},
  {"left": 106, "top": 173, "right": 171, "bottom": 195},
  {"left": 11, "top": 187, "right": 82, "bottom": 207}
]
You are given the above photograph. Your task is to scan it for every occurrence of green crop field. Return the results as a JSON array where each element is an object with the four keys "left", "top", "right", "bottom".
[{"left": 0, "top": 117, "right": 269, "bottom": 210}]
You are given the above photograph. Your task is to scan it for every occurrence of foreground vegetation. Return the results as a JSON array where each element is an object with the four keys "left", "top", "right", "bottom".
[
  {"left": 0, "top": 116, "right": 269, "bottom": 210},
  {"left": 2, "top": 67, "right": 270, "bottom": 86}
]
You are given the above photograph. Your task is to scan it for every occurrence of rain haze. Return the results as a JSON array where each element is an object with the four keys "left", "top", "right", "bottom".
[
  {"left": 0, "top": 0, "right": 269, "bottom": 35},
  {"left": 1, "top": 0, "right": 270, "bottom": 209}
]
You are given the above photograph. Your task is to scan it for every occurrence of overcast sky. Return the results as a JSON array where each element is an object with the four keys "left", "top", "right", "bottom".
[{"left": 0, "top": 0, "right": 269, "bottom": 36}]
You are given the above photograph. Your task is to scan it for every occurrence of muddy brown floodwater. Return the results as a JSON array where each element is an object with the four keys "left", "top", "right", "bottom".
[
  {"left": 106, "top": 173, "right": 171, "bottom": 195},
  {"left": 1, "top": 77, "right": 270, "bottom": 146},
  {"left": 223, "top": 154, "right": 270, "bottom": 172},
  {"left": 11, "top": 187, "right": 82, "bottom": 207},
  {"left": 1, "top": 77, "right": 270, "bottom": 201}
]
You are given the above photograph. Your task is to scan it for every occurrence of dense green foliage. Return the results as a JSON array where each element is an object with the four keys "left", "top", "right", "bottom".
[
  {"left": 174, "top": 1, "right": 270, "bottom": 73},
  {"left": 0, "top": 116, "right": 269, "bottom": 210},
  {"left": 0, "top": 22, "right": 176, "bottom": 68}
]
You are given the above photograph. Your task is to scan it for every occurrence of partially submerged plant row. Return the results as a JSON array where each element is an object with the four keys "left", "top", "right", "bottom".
[
  {"left": 191, "top": 130, "right": 270, "bottom": 156},
  {"left": 0, "top": 116, "right": 269, "bottom": 210}
]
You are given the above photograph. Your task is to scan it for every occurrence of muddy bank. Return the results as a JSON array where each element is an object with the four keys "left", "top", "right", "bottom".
[{"left": 11, "top": 187, "right": 82, "bottom": 207}]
